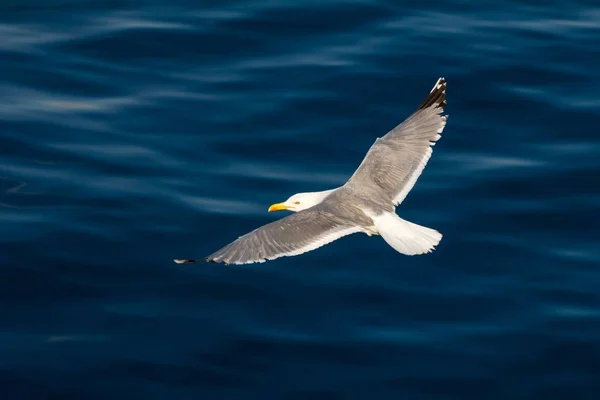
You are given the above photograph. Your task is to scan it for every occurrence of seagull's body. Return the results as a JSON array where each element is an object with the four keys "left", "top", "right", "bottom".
[{"left": 175, "top": 78, "right": 448, "bottom": 265}]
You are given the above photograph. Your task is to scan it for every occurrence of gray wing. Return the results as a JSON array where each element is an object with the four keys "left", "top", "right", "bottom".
[
  {"left": 344, "top": 77, "right": 448, "bottom": 206},
  {"left": 190, "top": 205, "right": 362, "bottom": 265}
]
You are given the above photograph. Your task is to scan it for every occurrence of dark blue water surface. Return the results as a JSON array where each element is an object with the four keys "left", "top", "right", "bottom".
[{"left": 2, "top": 1, "right": 600, "bottom": 398}]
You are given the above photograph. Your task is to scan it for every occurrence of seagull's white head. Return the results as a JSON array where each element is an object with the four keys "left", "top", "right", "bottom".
[{"left": 268, "top": 190, "right": 334, "bottom": 213}]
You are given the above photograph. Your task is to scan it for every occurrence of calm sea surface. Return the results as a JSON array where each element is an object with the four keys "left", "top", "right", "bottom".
[{"left": 1, "top": 1, "right": 600, "bottom": 399}]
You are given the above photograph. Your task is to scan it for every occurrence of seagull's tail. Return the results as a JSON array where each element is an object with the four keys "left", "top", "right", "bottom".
[
  {"left": 418, "top": 77, "right": 447, "bottom": 110},
  {"left": 372, "top": 212, "right": 442, "bottom": 256}
]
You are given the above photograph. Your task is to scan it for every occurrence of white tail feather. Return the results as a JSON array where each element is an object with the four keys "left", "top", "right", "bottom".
[{"left": 372, "top": 212, "right": 442, "bottom": 256}]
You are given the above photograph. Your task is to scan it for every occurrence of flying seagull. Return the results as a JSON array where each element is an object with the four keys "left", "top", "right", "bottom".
[{"left": 175, "top": 77, "right": 448, "bottom": 265}]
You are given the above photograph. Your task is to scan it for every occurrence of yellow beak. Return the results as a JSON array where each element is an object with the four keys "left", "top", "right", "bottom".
[{"left": 268, "top": 202, "right": 289, "bottom": 212}]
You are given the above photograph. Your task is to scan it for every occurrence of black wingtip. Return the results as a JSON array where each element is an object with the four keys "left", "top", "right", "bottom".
[
  {"left": 417, "top": 77, "right": 447, "bottom": 110},
  {"left": 173, "top": 257, "right": 211, "bottom": 264},
  {"left": 173, "top": 259, "right": 198, "bottom": 264}
]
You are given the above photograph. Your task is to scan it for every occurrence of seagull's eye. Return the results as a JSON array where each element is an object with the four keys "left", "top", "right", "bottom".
[{"left": 294, "top": 201, "right": 300, "bottom": 205}]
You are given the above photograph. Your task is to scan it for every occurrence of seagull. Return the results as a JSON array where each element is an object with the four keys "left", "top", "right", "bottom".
[{"left": 175, "top": 77, "right": 448, "bottom": 265}]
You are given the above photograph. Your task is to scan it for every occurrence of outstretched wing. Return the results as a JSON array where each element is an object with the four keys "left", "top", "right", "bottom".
[
  {"left": 175, "top": 206, "right": 361, "bottom": 265},
  {"left": 344, "top": 77, "right": 448, "bottom": 206}
]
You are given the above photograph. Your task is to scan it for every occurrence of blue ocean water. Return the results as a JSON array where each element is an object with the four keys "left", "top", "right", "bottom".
[{"left": 1, "top": 0, "right": 600, "bottom": 398}]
